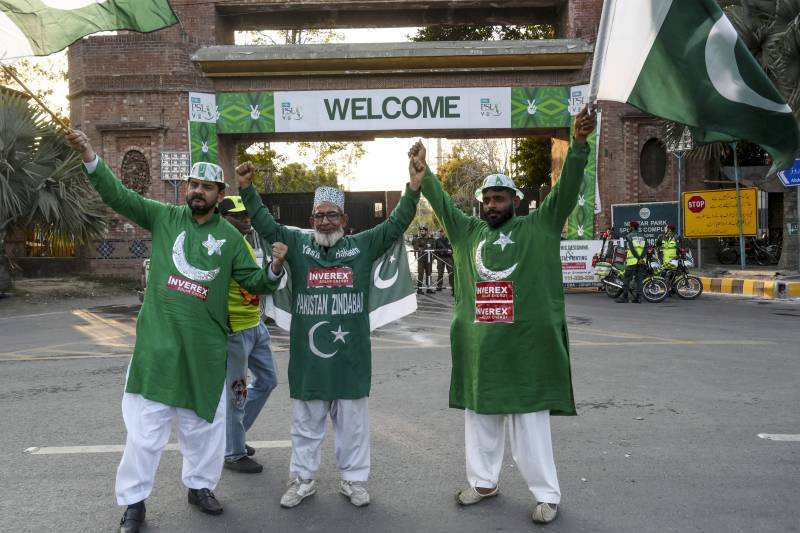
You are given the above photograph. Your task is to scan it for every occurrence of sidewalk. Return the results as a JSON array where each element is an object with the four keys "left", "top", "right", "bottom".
[{"left": 692, "top": 264, "right": 800, "bottom": 299}]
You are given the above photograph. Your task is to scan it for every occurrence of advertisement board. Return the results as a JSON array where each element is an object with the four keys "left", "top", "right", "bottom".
[
  {"left": 561, "top": 240, "right": 604, "bottom": 287},
  {"left": 682, "top": 188, "right": 758, "bottom": 237}
]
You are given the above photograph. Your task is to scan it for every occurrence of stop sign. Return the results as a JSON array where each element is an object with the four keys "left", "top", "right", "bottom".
[{"left": 687, "top": 195, "right": 706, "bottom": 213}]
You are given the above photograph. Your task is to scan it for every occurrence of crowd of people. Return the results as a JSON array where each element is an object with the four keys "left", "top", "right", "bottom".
[{"left": 63, "top": 105, "right": 597, "bottom": 532}]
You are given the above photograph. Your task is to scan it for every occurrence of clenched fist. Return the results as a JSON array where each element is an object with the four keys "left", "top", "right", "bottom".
[
  {"left": 270, "top": 242, "right": 288, "bottom": 275},
  {"left": 407, "top": 140, "right": 426, "bottom": 190},
  {"left": 65, "top": 129, "right": 97, "bottom": 163},
  {"left": 236, "top": 161, "right": 256, "bottom": 190},
  {"left": 573, "top": 105, "right": 597, "bottom": 145}
]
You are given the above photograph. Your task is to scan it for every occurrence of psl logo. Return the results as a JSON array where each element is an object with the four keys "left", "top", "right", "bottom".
[
  {"left": 249, "top": 104, "right": 261, "bottom": 120},
  {"left": 201, "top": 141, "right": 209, "bottom": 154},
  {"left": 190, "top": 99, "right": 220, "bottom": 122},
  {"left": 480, "top": 98, "right": 501, "bottom": 117},
  {"left": 526, "top": 99, "right": 537, "bottom": 115},
  {"left": 281, "top": 102, "right": 303, "bottom": 121}
]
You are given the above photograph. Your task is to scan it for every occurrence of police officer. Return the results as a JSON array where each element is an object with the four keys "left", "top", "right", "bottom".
[
  {"left": 434, "top": 230, "right": 454, "bottom": 294},
  {"left": 413, "top": 227, "right": 436, "bottom": 294},
  {"left": 617, "top": 220, "right": 646, "bottom": 303},
  {"left": 656, "top": 224, "right": 679, "bottom": 266}
]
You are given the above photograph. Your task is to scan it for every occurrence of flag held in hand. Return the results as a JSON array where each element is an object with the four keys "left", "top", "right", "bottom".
[{"left": 589, "top": 0, "right": 799, "bottom": 173}]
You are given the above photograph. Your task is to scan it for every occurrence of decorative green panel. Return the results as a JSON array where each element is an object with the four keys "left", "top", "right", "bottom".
[
  {"left": 511, "top": 87, "right": 570, "bottom": 129},
  {"left": 189, "top": 122, "right": 219, "bottom": 166},
  {"left": 216, "top": 92, "right": 275, "bottom": 134},
  {"left": 566, "top": 121, "right": 598, "bottom": 240}
]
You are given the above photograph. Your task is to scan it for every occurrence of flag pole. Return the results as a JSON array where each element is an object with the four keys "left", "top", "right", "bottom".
[
  {"left": 1, "top": 64, "right": 70, "bottom": 131},
  {"left": 732, "top": 142, "right": 746, "bottom": 269}
]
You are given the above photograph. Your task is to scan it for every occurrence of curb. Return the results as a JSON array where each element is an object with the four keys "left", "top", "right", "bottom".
[{"left": 698, "top": 277, "right": 800, "bottom": 299}]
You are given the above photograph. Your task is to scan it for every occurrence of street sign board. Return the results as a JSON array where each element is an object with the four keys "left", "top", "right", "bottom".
[
  {"left": 788, "top": 222, "right": 799, "bottom": 236},
  {"left": 611, "top": 202, "right": 678, "bottom": 245},
  {"left": 682, "top": 188, "right": 759, "bottom": 238},
  {"left": 777, "top": 159, "right": 800, "bottom": 187}
]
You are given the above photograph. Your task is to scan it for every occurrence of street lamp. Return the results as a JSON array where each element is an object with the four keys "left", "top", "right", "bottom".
[{"left": 666, "top": 126, "right": 694, "bottom": 238}]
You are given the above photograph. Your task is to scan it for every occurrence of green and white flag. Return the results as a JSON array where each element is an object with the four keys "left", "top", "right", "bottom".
[
  {"left": 0, "top": 0, "right": 178, "bottom": 60},
  {"left": 590, "top": 0, "right": 799, "bottom": 172},
  {"left": 264, "top": 238, "right": 418, "bottom": 332}
]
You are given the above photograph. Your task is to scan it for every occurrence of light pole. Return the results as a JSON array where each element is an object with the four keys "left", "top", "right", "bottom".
[{"left": 666, "top": 126, "right": 694, "bottom": 239}]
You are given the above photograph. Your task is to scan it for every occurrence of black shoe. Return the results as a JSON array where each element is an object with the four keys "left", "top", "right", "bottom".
[
  {"left": 632, "top": 298, "right": 641, "bottom": 303},
  {"left": 188, "top": 488, "right": 223, "bottom": 515},
  {"left": 224, "top": 455, "right": 263, "bottom": 473},
  {"left": 615, "top": 297, "right": 628, "bottom": 303},
  {"left": 426, "top": 289, "right": 435, "bottom": 294},
  {"left": 119, "top": 503, "right": 145, "bottom": 533},
  {"left": 245, "top": 443, "right": 255, "bottom": 457}
]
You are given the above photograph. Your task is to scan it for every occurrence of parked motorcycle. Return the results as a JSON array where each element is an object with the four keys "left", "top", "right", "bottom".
[
  {"left": 592, "top": 245, "right": 667, "bottom": 302},
  {"left": 658, "top": 247, "right": 703, "bottom": 299},
  {"left": 717, "top": 235, "right": 780, "bottom": 266}
]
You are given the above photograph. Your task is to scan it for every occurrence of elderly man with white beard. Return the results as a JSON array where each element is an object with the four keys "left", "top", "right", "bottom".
[{"left": 236, "top": 162, "right": 421, "bottom": 509}]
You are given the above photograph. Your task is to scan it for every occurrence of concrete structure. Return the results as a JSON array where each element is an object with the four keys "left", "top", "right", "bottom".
[{"left": 66, "top": 0, "right": 712, "bottom": 278}]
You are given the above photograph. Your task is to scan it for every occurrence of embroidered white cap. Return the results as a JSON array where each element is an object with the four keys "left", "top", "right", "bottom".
[
  {"left": 184, "top": 162, "right": 226, "bottom": 188},
  {"left": 313, "top": 186, "right": 345, "bottom": 211},
  {"left": 474, "top": 173, "right": 524, "bottom": 202}
]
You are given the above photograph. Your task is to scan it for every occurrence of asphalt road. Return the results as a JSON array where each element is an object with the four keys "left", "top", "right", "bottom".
[{"left": 0, "top": 291, "right": 798, "bottom": 533}]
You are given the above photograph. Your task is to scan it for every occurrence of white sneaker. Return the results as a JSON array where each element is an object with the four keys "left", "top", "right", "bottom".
[
  {"left": 455, "top": 485, "right": 498, "bottom": 506},
  {"left": 339, "top": 480, "right": 370, "bottom": 507},
  {"left": 280, "top": 478, "right": 316, "bottom": 508},
  {"left": 531, "top": 502, "right": 559, "bottom": 524}
]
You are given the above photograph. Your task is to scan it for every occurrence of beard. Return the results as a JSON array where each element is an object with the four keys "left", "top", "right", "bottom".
[
  {"left": 314, "top": 227, "right": 345, "bottom": 248},
  {"left": 186, "top": 194, "right": 215, "bottom": 215},
  {"left": 485, "top": 204, "right": 515, "bottom": 228}
]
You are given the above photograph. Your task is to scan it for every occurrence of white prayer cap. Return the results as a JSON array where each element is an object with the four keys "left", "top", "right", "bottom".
[{"left": 313, "top": 186, "right": 345, "bottom": 211}]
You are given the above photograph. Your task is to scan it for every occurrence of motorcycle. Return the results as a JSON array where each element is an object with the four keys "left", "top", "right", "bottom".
[
  {"left": 592, "top": 245, "right": 667, "bottom": 303},
  {"left": 717, "top": 235, "right": 780, "bottom": 266},
  {"left": 658, "top": 246, "right": 703, "bottom": 299}
]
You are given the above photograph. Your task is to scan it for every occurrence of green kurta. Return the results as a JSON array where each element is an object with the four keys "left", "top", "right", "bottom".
[
  {"left": 85, "top": 159, "right": 280, "bottom": 422},
  {"left": 241, "top": 185, "right": 419, "bottom": 401},
  {"left": 422, "top": 141, "right": 590, "bottom": 416}
]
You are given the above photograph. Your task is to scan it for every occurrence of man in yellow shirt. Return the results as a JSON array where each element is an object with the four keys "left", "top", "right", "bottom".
[{"left": 220, "top": 196, "right": 287, "bottom": 473}]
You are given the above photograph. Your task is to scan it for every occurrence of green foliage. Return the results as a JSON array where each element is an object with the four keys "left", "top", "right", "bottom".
[
  {"left": 273, "top": 162, "right": 339, "bottom": 193},
  {"left": 511, "top": 137, "right": 551, "bottom": 190},
  {"left": 236, "top": 142, "right": 285, "bottom": 192},
  {"left": 411, "top": 25, "right": 555, "bottom": 42},
  {"left": 437, "top": 145, "right": 491, "bottom": 212},
  {"left": 0, "top": 93, "right": 106, "bottom": 289}
]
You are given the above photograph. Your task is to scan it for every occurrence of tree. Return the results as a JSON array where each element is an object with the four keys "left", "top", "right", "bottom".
[
  {"left": 511, "top": 137, "right": 552, "bottom": 190},
  {"left": 437, "top": 145, "right": 492, "bottom": 212},
  {"left": 237, "top": 142, "right": 285, "bottom": 192},
  {"left": 0, "top": 54, "right": 69, "bottom": 120},
  {"left": 411, "top": 25, "right": 555, "bottom": 42},
  {"left": 272, "top": 162, "right": 339, "bottom": 193},
  {"left": 0, "top": 93, "right": 106, "bottom": 292}
]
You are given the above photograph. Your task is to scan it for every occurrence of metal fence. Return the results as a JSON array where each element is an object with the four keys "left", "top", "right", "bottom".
[{"left": 24, "top": 228, "right": 76, "bottom": 257}]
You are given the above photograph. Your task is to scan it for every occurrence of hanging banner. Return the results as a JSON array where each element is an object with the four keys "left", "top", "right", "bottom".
[{"left": 565, "top": 85, "right": 599, "bottom": 239}]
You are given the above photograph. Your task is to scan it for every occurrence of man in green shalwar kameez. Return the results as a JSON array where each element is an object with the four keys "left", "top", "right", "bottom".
[
  {"left": 65, "top": 130, "right": 286, "bottom": 533},
  {"left": 408, "top": 106, "right": 597, "bottom": 525}
]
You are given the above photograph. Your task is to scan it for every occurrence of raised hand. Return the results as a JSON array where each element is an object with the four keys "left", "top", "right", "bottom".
[
  {"left": 236, "top": 161, "right": 256, "bottom": 190},
  {"left": 573, "top": 105, "right": 597, "bottom": 144},
  {"left": 407, "top": 140, "right": 426, "bottom": 190},
  {"left": 270, "top": 242, "right": 288, "bottom": 274},
  {"left": 64, "top": 129, "right": 96, "bottom": 163}
]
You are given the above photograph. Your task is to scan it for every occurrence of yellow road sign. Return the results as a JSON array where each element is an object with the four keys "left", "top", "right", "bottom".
[{"left": 682, "top": 188, "right": 758, "bottom": 238}]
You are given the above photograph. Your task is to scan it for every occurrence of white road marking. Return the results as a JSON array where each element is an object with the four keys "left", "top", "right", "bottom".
[
  {"left": 757, "top": 433, "right": 800, "bottom": 442},
  {"left": 24, "top": 440, "right": 291, "bottom": 455},
  {"left": 0, "top": 310, "right": 73, "bottom": 321}
]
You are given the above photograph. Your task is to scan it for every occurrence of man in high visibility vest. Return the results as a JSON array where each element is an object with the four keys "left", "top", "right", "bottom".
[
  {"left": 617, "top": 220, "right": 646, "bottom": 303},
  {"left": 656, "top": 224, "right": 679, "bottom": 267}
]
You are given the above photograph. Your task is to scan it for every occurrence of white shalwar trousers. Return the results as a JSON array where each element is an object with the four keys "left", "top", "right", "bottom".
[
  {"left": 115, "top": 389, "right": 226, "bottom": 506},
  {"left": 465, "top": 409, "right": 561, "bottom": 504},
  {"left": 289, "top": 398, "right": 369, "bottom": 482}
]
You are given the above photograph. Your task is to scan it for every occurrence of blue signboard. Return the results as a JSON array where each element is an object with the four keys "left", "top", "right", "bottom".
[
  {"left": 611, "top": 202, "right": 679, "bottom": 245},
  {"left": 778, "top": 159, "right": 800, "bottom": 187}
]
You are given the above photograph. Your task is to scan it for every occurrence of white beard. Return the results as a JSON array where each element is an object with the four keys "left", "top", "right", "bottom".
[{"left": 314, "top": 227, "right": 344, "bottom": 248}]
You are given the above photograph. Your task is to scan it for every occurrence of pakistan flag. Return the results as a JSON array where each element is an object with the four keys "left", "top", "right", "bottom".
[
  {"left": 264, "top": 238, "right": 417, "bottom": 332},
  {"left": 590, "top": 0, "right": 799, "bottom": 172},
  {"left": 1, "top": 0, "right": 178, "bottom": 60}
]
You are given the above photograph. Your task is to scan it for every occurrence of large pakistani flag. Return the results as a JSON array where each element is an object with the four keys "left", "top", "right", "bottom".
[
  {"left": 264, "top": 239, "right": 418, "bottom": 332},
  {"left": 0, "top": 0, "right": 178, "bottom": 60},
  {"left": 590, "top": 0, "right": 799, "bottom": 172}
]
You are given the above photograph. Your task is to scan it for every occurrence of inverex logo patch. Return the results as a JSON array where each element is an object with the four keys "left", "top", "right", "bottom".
[
  {"left": 308, "top": 267, "right": 354, "bottom": 288},
  {"left": 166, "top": 274, "right": 209, "bottom": 301},
  {"left": 475, "top": 281, "right": 514, "bottom": 323}
]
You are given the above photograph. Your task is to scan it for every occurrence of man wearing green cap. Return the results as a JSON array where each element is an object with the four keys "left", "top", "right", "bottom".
[
  {"left": 65, "top": 130, "right": 286, "bottom": 533},
  {"left": 218, "top": 196, "right": 286, "bottom": 474},
  {"left": 408, "top": 106, "right": 596, "bottom": 525}
]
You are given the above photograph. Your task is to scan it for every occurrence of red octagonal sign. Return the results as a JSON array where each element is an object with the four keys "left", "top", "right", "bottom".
[{"left": 687, "top": 195, "right": 706, "bottom": 213}]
